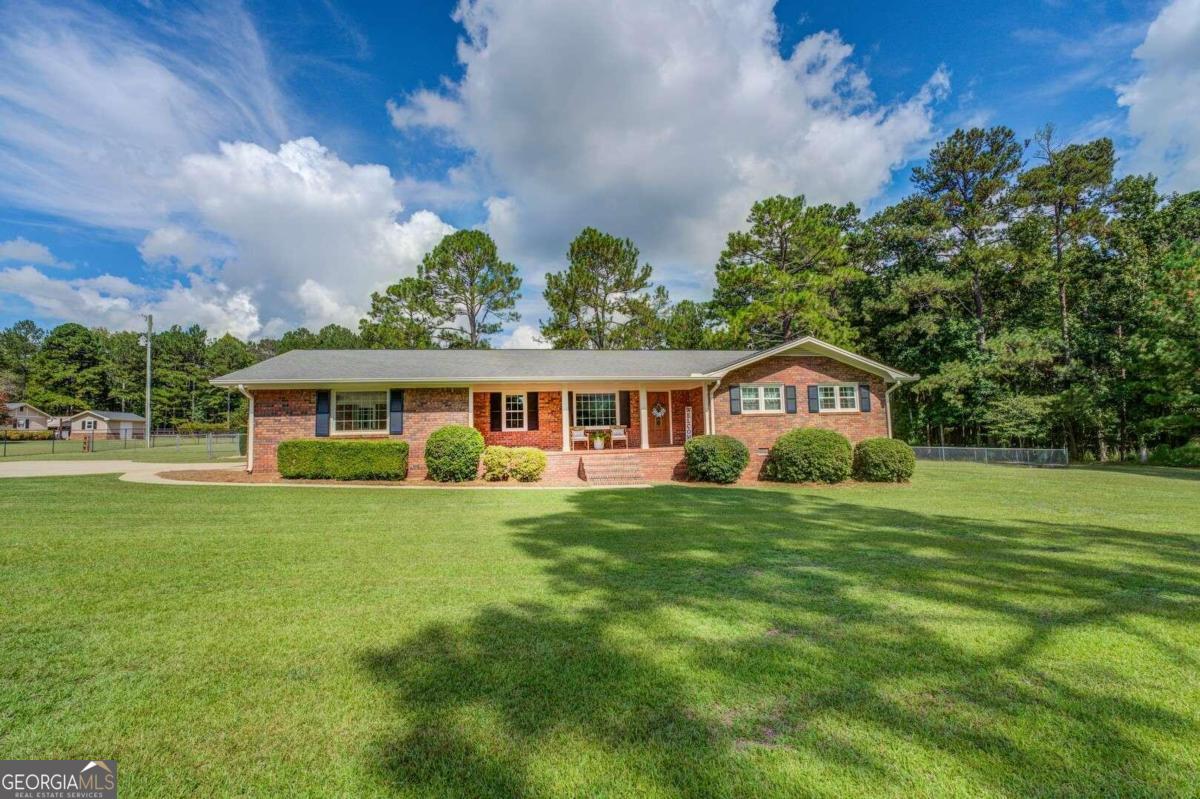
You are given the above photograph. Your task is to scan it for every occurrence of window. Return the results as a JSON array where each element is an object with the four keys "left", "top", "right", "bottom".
[
  {"left": 334, "top": 390, "right": 388, "bottom": 433},
  {"left": 503, "top": 392, "right": 526, "bottom": 431},
  {"left": 83, "top": 419, "right": 96, "bottom": 430},
  {"left": 818, "top": 383, "right": 858, "bottom": 412},
  {"left": 574, "top": 392, "right": 617, "bottom": 427},
  {"left": 741, "top": 383, "right": 783, "bottom": 414}
]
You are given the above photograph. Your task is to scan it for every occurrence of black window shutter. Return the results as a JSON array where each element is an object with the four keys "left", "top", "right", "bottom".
[
  {"left": 489, "top": 392, "right": 502, "bottom": 431},
  {"left": 785, "top": 385, "right": 798, "bottom": 414},
  {"left": 807, "top": 385, "right": 820, "bottom": 413},
  {"left": 619, "top": 391, "right": 631, "bottom": 426},
  {"left": 568, "top": 392, "right": 574, "bottom": 426},
  {"left": 527, "top": 392, "right": 539, "bottom": 430},
  {"left": 859, "top": 384, "right": 872, "bottom": 412},
  {"left": 729, "top": 385, "right": 741, "bottom": 415},
  {"left": 389, "top": 389, "right": 404, "bottom": 434},
  {"left": 315, "top": 390, "right": 330, "bottom": 437}
]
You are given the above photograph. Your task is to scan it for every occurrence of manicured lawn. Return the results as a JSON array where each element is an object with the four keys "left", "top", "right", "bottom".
[{"left": 1, "top": 463, "right": 1197, "bottom": 797}]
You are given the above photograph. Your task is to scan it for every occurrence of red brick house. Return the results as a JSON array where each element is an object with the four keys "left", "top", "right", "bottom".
[{"left": 211, "top": 336, "right": 916, "bottom": 482}]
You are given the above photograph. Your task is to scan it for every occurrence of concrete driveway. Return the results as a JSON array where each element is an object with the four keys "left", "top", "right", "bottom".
[{"left": 0, "top": 459, "right": 242, "bottom": 482}]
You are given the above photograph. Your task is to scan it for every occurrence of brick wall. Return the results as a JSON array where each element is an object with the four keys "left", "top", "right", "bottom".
[
  {"left": 473, "top": 391, "right": 563, "bottom": 450},
  {"left": 250, "top": 387, "right": 469, "bottom": 474},
  {"left": 669, "top": 386, "right": 703, "bottom": 445},
  {"left": 712, "top": 356, "right": 888, "bottom": 457}
]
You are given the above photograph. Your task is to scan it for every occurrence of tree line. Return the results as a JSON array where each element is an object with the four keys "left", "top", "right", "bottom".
[{"left": 1, "top": 124, "right": 1196, "bottom": 455}]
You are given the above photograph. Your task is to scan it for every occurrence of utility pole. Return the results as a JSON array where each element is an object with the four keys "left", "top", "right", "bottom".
[{"left": 143, "top": 314, "right": 153, "bottom": 448}]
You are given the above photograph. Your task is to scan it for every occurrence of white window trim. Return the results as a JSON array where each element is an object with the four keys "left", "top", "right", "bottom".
[
  {"left": 502, "top": 391, "right": 527, "bottom": 432},
  {"left": 573, "top": 391, "right": 619, "bottom": 429},
  {"left": 817, "top": 383, "right": 860, "bottom": 414},
  {"left": 331, "top": 389, "right": 390, "bottom": 435},
  {"left": 740, "top": 383, "right": 785, "bottom": 415}
]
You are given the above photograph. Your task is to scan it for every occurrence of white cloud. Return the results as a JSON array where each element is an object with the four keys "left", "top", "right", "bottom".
[
  {"left": 391, "top": 0, "right": 948, "bottom": 275},
  {"left": 138, "top": 225, "right": 228, "bottom": 270},
  {"left": 0, "top": 265, "right": 261, "bottom": 339},
  {"left": 498, "top": 323, "right": 549, "bottom": 349},
  {"left": 172, "top": 137, "right": 454, "bottom": 330},
  {"left": 0, "top": 1, "right": 287, "bottom": 229},
  {"left": 1118, "top": 0, "right": 1200, "bottom": 192},
  {"left": 0, "top": 237, "right": 63, "bottom": 267}
]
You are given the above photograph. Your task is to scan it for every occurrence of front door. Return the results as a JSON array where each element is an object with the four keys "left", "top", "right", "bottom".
[{"left": 646, "top": 391, "right": 671, "bottom": 447}]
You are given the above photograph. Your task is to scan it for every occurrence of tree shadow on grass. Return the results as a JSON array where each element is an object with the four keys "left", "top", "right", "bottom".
[{"left": 361, "top": 486, "right": 1200, "bottom": 797}]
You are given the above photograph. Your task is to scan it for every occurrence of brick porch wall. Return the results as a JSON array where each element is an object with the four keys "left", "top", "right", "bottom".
[
  {"left": 473, "top": 391, "right": 563, "bottom": 450},
  {"left": 669, "top": 386, "right": 704, "bottom": 445},
  {"left": 250, "top": 387, "right": 469, "bottom": 474},
  {"left": 712, "top": 356, "right": 889, "bottom": 459}
]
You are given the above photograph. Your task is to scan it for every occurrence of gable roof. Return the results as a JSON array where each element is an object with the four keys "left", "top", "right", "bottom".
[
  {"left": 68, "top": 410, "right": 146, "bottom": 422},
  {"left": 209, "top": 337, "right": 917, "bottom": 387},
  {"left": 700, "top": 337, "right": 918, "bottom": 382},
  {"left": 5, "top": 401, "right": 51, "bottom": 417}
]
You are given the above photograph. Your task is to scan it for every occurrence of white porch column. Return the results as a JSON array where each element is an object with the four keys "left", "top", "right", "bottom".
[
  {"left": 638, "top": 387, "right": 649, "bottom": 449},
  {"left": 702, "top": 381, "right": 712, "bottom": 434},
  {"left": 561, "top": 388, "right": 570, "bottom": 451}
]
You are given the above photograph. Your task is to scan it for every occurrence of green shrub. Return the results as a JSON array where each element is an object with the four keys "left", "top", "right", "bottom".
[
  {"left": 238, "top": 430, "right": 247, "bottom": 456},
  {"left": 424, "top": 424, "right": 484, "bottom": 482},
  {"left": 509, "top": 447, "right": 548, "bottom": 482},
  {"left": 0, "top": 429, "right": 55, "bottom": 441},
  {"left": 853, "top": 437, "right": 915, "bottom": 482},
  {"left": 277, "top": 439, "right": 408, "bottom": 480},
  {"left": 481, "top": 445, "right": 513, "bottom": 481},
  {"left": 765, "top": 428, "right": 852, "bottom": 483},
  {"left": 1149, "top": 441, "right": 1200, "bottom": 467},
  {"left": 684, "top": 434, "right": 749, "bottom": 484}
]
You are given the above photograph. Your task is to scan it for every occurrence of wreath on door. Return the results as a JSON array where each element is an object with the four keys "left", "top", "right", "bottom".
[{"left": 651, "top": 402, "right": 668, "bottom": 418}]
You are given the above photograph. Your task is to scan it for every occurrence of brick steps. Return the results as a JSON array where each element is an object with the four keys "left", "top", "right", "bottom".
[{"left": 578, "top": 453, "right": 649, "bottom": 486}]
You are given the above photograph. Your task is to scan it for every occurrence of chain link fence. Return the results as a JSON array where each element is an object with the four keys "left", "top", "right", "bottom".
[
  {"left": 913, "top": 446, "right": 1069, "bottom": 467},
  {"left": 1, "top": 430, "right": 243, "bottom": 459}
]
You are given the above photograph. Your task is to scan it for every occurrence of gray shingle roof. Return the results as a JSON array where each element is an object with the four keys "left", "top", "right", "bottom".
[
  {"left": 73, "top": 410, "right": 146, "bottom": 422},
  {"left": 211, "top": 348, "right": 755, "bottom": 385}
]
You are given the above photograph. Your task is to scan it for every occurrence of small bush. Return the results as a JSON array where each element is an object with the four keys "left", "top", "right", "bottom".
[
  {"left": 424, "top": 424, "right": 485, "bottom": 482},
  {"left": 765, "top": 428, "right": 852, "bottom": 483},
  {"left": 509, "top": 447, "right": 548, "bottom": 482},
  {"left": 0, "top": 429, "right": 55, "bottom": 441},
  {"left": 481, "top": 445, "right": 513, "bottom": 481},
  {"left": 684, "top": 434, "right": 749, "bottom": 484},
  {"left": 238, "top": 431, "right": 247, "bottom": 456},
  {"left": 1149, "top": 441, "right": 1200, "bottom": 467},
  {"left": 853, "top": 438, "right": 915, "bottom": 482},
  {"left": 277, "top": 439, "right": 408, "bottom": 480}
]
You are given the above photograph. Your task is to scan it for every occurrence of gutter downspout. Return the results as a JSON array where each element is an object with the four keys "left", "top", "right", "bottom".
[
  {"left": 236, "top": 384, "right": 254, "bottom": 472},
  {"left": 884, "top": 379, "right": 901, "bottom": 439}
]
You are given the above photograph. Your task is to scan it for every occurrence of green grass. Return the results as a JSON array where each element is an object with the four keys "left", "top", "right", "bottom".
[
  {"left": 1, "top": 463, "right": 1197, "bottom": 798},
  {"left": 0, "top": 440, "right": 242, "bottom": 463}
]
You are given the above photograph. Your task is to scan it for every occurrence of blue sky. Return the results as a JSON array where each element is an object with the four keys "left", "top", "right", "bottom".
[{"left": 0, "top": 0, "right": 1195, "bottom": 346}]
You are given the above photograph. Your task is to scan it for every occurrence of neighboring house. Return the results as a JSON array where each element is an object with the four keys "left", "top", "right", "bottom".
[
  {"left": 3, "top": 401, "right": 53, "bottom": 431},
  {"left": 68, "top": 410, "right": 147, "bottom": 440},
  {"left": 212, "top": 336, "right": 917, "bottom": 481}
]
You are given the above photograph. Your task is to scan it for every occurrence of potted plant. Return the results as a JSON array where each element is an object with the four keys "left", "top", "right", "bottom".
[{"left": 591, "top": 430, "right": 607, "bottom": 450}]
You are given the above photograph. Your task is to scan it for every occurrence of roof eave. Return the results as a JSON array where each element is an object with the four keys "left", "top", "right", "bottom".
[{"left": 701, "top": 336, "right": 919, "bottom": 383}]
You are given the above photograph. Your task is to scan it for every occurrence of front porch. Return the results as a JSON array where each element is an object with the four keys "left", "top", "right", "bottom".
[
  {"left": 545, "top": 446, "right": 689, "bottom": 486},
  {"left": 469, "top": 383, "right": 710, "bottom": 453}
]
